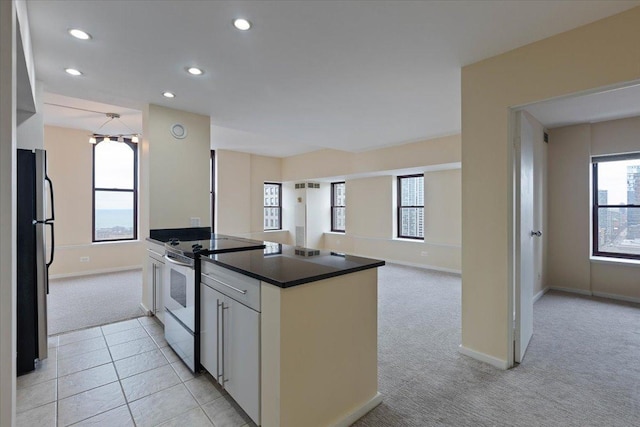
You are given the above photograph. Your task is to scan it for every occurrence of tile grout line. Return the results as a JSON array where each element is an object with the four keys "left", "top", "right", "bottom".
[{"left": 106, "top": 318, "right": 140, "bottom": 427}]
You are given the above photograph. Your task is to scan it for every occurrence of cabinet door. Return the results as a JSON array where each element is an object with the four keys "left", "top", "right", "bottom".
[
  {"left": 223, "top": 298, "right": 260, "bottom": 425},
  {"left": 154, "top": 261, "right": 165, "bottom": 324},
  {"left": 146, "top": 256, "right": 156, "bottom": 313},
  {"left": 200, "top": 284, "right": 223, "bottom": 380}
]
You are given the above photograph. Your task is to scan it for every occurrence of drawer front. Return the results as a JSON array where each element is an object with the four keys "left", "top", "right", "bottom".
[
  {"left": 147, "top": 242, "right": 165, "bottom": 264},
  {"left": 201, "top": 262, "right": 260, "bottom": 312}
]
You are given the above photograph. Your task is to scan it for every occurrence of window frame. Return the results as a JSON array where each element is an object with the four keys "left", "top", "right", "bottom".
[
  {"left": 397, "top": 174, "right": 425, "bottom": 240},
  {"left": 331, "top": 181, "right": 346, "bottom": 233},
  {"left": 592, "top": 153, "right": 640, "bottom": 260},
  {"left": 92, "top": 139, "right": 138, "bottom": 243},
  {"left": 263, "top": 182, "right": 282, "bottom": 231}
]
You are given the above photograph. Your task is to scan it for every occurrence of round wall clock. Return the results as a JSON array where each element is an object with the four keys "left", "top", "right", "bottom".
[{"left": 170, "top": 123, "right": 188, "bottom": 139}]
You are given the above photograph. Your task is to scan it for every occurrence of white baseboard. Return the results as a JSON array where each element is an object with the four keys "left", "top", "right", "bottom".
[
  {"left": 139, "top": 302, "right": 151, "bottom": 316},
  {"left": 592, "top": 291, "right": 640, "bottom": 305},
  {"left": 548, "top": 287, "right": 640, "bottom": 305},
  {"left": 329, "top": 392, "right": 383, "bottom": 427},
  {"left": 458, "top": 345, "right": 509, "bottom": 370},
  {"left": 342, "top": 254, "right": 460, "bottom": 275},
  {"left": 533, "top": 287, "right": 549, "bottom": 304},
  {"left": 548, "top": 286, "right": 592, "bottom": 296},
  {"left": 50, "top": 265, "right": 142, "bottom": 280}
]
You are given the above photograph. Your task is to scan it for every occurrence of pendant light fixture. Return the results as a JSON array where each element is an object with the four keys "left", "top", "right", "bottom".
[{"left": 88, "top": 112, "right": 141, "bottom": 144}]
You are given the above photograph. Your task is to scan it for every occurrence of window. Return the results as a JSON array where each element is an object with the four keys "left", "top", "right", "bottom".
[
  {"left": 592, "top": 153, "right": 640, "bottom": 260},
  {"left": 93, "top": 139, "right": 137, "bottom": 242},
  {"left": 264, "top": 182, "right": 281, "bottom": 230},
  {"left": 398, "top": 174, "right": 424, "bottom": 239},
  {"left": 331, "top": 182, "right": 346, "bottom": 232}
]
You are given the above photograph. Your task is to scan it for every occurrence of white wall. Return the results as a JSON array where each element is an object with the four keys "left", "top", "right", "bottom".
[
  {"left": 547, "top": 116, "right": 640, "bottom": 302},
  {"left": 16, "top": 81, "right": 42, "bottom": 150},
  {"left": 1, "top": 1, "right": 19, "bottom": 424}
]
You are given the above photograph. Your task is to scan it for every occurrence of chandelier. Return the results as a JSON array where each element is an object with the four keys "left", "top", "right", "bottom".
[{"left": 89, "top": 112, "right": 140, "bottom": 144}]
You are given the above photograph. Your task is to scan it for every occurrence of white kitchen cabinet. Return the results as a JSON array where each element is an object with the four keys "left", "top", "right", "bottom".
[
  {"left": 200, "top": 283, "right": 221, "bottom": 378},
  {"left": 223, "top": 297, "right": 260, "bottom": 424},
  {"left": 147, "top": 244, "right": 165, "bottom": 324},
  {"left": 201, "top": 268, "right": 260, "bottom": 426}
]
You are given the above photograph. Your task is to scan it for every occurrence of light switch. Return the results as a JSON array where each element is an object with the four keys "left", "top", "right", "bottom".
[{"left": 190, "top": 217, "right": 200, "bottom": 227}]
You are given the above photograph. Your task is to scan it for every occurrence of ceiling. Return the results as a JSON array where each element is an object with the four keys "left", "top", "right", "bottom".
[
  {"left": 524, "top": 83, "right": 640, "bottom": 129},
  {"left": 27, "top": 1, "right": 640, "bottom": 157}
]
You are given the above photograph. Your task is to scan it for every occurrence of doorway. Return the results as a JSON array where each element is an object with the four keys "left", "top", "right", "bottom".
[{"left": 509, "top": 82, "right": 640, "bottom": 367}]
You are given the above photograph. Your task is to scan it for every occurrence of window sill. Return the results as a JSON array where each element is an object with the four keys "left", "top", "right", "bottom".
[
  {"left": 92, "top": 239, "right": 140, "bottom": 246},
  {"left": 393, "top": 237, "right": 424, "bottom": 243},
  {"left": 590, "top": 256, "right": 640, "bottom": 267},
  {"left": 325, "top": 231, "right": 345, "bottom": 235},
  {"left": 262, "top": 229, "right": 286, "bottom": 233}
]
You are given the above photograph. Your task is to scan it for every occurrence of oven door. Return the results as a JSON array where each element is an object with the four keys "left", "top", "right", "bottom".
[{"left": 163, "top": 254, "right": 195, "bottom": 332}]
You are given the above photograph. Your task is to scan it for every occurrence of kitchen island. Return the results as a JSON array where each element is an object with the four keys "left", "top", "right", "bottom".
[{"left": 200, "top": 243, "right": 384, "bottom": 427}]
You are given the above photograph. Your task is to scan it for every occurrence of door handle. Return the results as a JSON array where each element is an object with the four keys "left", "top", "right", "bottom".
[{"left": 530, "top": 231, "right": 542, "bottom": 237}]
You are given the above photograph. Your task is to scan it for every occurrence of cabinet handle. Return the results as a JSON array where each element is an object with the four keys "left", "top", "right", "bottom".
[
  {"left": 152, "top": 263, "right": 157, "bottom": 314},
  {"left": 202, "top": 273, "right": 247, "bottom": 295},
  {"left": 221, "top": 302, "right": 229, "bottom": 386},
  {"left": 216, "top": 299, "right": 221, "bottom": 384}
]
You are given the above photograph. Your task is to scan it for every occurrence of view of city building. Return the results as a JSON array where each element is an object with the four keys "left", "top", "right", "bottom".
[
  {"left": 398, "top": 175, "right": 424, "bottom": 239},
  {"left": 331, "top": 182, "right": 346, "bottom": 232},
  {"left": 264, "top": 183, "right": 281, "bottom": 230},
  {"left": 595, "top": 160, "right": 640, "bottom": 257}
]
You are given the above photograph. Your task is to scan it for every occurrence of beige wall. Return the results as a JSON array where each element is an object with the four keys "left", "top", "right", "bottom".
[
  {"left": 144, "top": 104, "right": 210, "bottom": 230},
  {"left": 279, "top": 135, "right": 462, "bottom": 272},
  {"left": 461, "top": 6, "right": 640, "bottom": 366},
  {"left": 547, "top": 124, "right": 592, "bottom": 292},
  {"left": 323, "top": 169, "right": 462, "bottom": 272},
  {"left": 282, "top": 135, "right": 460, "bottom": 181},
  {"left": 548, "top": 116, "right": 640, "bottom": 301},
  {"left": 0, "top": 0, "right": 17, "bottom": 424},
  {"left": 215, "top": 150, "right": 290, "bottom": 244},
  {"left": 44, "top": 125, "right": 144, "bottom": 277}
]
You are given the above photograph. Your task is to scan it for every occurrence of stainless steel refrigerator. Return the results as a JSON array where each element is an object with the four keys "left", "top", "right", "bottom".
[{"left": 17, "top": 148, "right": 54, "bottom": 375}]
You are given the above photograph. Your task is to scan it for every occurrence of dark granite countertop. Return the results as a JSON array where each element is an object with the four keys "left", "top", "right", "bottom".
[
  {"left": 147, "top": 231, "right": 265, "bottom": 256},
  {"left": 201, "top": 243, "right": 385, "bottom": 288}
]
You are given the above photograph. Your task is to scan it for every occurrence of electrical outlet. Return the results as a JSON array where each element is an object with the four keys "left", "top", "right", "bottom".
[
  {"left": 420, "top": 251, "right": 429, "bottom": 257},
  {"left": 80, "top": 256, "right": 90, "bottom": 263},
  {"left": 190, "top": 217, "right": 200, "bottom": 227}
]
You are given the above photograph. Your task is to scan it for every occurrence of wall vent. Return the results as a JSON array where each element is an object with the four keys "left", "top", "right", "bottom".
[{"left": 295, "top": 183, "right": 306, "bottom": 189}]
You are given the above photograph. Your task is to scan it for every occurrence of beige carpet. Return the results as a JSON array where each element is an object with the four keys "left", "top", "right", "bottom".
[
  {"left": 47, "top": 269, "right": 144, "bottom": 336},
  {"left": 353, "top": 264, "right": 640, "bottom": 427}
]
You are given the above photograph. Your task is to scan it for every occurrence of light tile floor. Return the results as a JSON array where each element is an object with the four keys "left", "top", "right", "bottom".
[{"left": 17, "top": 316, "right": 256, "bottom": 427}]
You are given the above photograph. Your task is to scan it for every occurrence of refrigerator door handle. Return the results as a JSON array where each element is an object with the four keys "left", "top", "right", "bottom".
[
  {"left": 45, "top": 221, "right": 54, "bottom": 270},
  {"left": 45, "top": 175, "right": 55, "bottom": 221}
]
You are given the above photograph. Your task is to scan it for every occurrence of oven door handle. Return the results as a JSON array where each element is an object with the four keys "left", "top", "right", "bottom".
[{"left": 164, "top": 255, "right": 193, "bottom": 268}]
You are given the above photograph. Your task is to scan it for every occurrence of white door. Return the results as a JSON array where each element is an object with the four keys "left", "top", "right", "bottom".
[{"left": 515, "top": 111, "right": 535, "bottom": 363}]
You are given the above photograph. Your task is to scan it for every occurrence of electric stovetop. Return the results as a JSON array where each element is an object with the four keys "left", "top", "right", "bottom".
[{"left": 165, "top": 234, "right": 266, "bottom": 258}]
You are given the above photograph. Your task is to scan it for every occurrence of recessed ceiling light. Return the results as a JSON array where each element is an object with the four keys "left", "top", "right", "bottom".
[
  {"left": 233, "top": 18, "right": 252, "bottom": 31},
  {"left": 68, "top": 28, "right": 91, "bottom": 40},
  {"left": 187, "top": 67, "right": 204, "bottom": 76},
  {"left": 65, "top": 68, "right": 82, "bottom": 76},
  {"left": 163, "top": 91, "right": 176, "bottom": 98}
]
